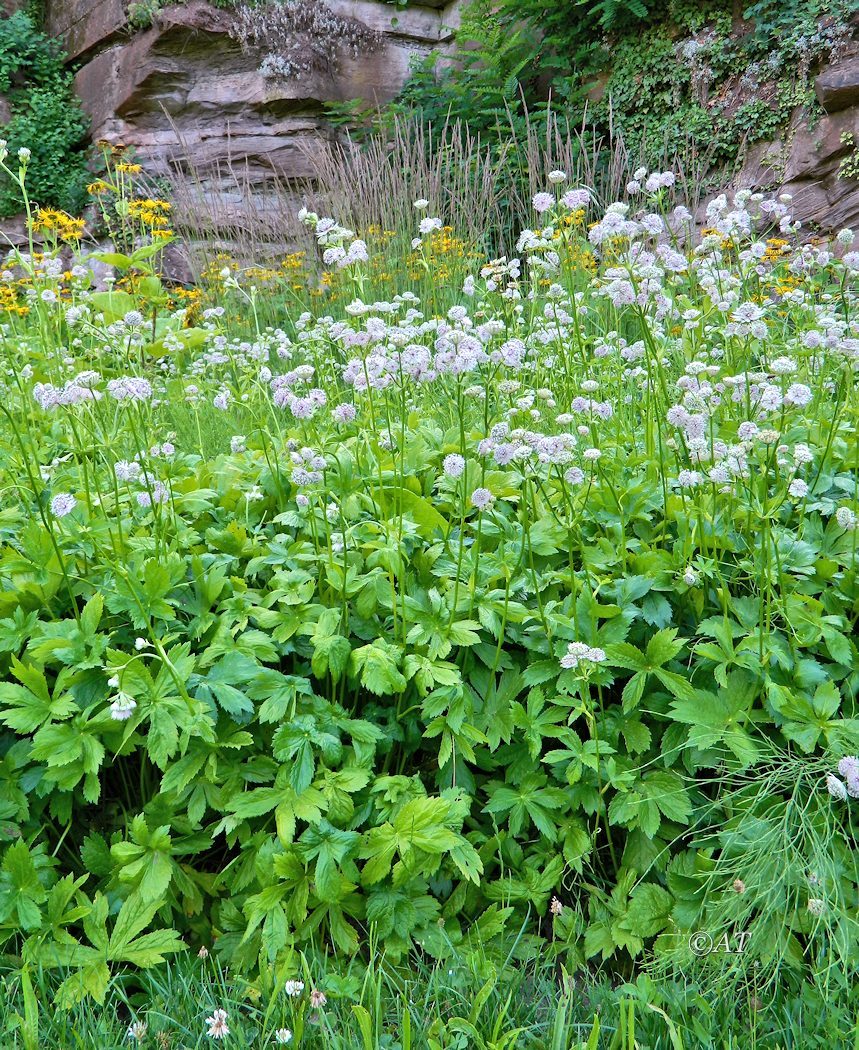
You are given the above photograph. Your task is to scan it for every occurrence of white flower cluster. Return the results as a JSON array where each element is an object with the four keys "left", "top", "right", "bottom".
[
  {"left": 825, "top": 756, "right": 859, "bottom": 801},
  {"left": 560, "top": 642, "right": 606, "bottom": 671}
]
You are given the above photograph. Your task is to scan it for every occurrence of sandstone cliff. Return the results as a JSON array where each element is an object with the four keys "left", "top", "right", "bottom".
[
  {"left": 43, "top": 0, "right": 460, "bottom": 234},
  {"left": 27, "top": 1, "right": 859, "bottom": 237}
]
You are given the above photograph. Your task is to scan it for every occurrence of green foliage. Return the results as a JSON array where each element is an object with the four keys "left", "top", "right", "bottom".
[
  {"left": 0, "top": 140, "right": 858, "bottom": 1026},
  {"left": 392, "top": 0, "right": 857, "bottom": 177},
  {"left": 0, "top": 948, "right": 855, "bottom": 1047},
  {"left": 391, "top": 0, "right": 543, "bottom": 137},
  {"left": 0, "top": 13, "right": 90, "bottom": 218}
]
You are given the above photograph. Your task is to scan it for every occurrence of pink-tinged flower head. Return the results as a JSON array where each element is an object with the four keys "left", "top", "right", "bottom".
[
  {"left": 310, "top": 989, "right": 327, "bottom": 1008},
  {"left": 837, "top": 755, "right": 859, "bottom": 780},
  {"left": 110, "top": 693, "right": 137, "bottom": 721},
  {"left": 561, "top": 189, "right": 590, "bottom": 210},
  {"left": 532, "top": 192, "right": 554, "bottom": 214},
  {"left": 443, "top": 454, "right": 465, "bottom": 479},
  {"left": 205, "top": 1008, "right": 229, "bottom": 1039},
  {"left": 51, "top": 492, "right": 77, "bottom": 518},
  {"left": 333, "top": 403, "right": 357, "bottom": 423},
  {"left": 470, "top": 487, "right": 494, "bottom": 510},
  {"left": 107, "top": 377, "right": 152, "bottom": 402}
]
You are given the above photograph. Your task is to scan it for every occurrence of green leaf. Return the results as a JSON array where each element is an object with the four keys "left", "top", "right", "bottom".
[
  {"left": 351, "top": 640, "right": 407, "bottom": 696},
  {"left": 621, "top": 882, "right": 673, "bottom": 938}
]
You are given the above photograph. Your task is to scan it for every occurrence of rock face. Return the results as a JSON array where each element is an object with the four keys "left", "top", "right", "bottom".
[
  {"left": 44, "top": 0, "right": 460, "bottom": 241},
  {"left": 725, "top": 34, "right": 859, "bottom": 232},
  {"left": 37, "top": 1, "right": 859, "bottom": 237}
]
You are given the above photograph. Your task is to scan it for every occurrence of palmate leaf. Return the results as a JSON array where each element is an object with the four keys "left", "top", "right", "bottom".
[
  {"left": 365, "top": 879, "right": 440, "bottom": 940},
  {"left": 296, "top": 819, "right": 361, "bottom": 901},
  {"left": 26, "top": 594, "right": 107, "bottom": 672},
  {"left": 272, "top": 715, "right": 342, "bottom": 793},
  {"left": 605, "top": 629, "right": 692, "bottom": 711},
  {"left": 619, "top": 882, "right": 673, "bottom": 940},
  {"left": 0, "top": 657, "right": 77, "bottom": 733},
  {"left": 359, "top": 795, "right": 481, "bottom": 886},
  {"left": 0, "top": 840, "right": 47, "bottom": 931},
  {"left": 669, "top": 676, "right": 761, "bottom": 766},
  {"left": 772, "top": 679, "right": 850, "bottom": 752},
  {"left": 350, "top": 639, "right": 407, "bottom": 696},
  {"left": 53, "top": 891, "right": 185, "bottom": 1009},
  {"left": 484, "top": 773, "right": 568, "bottom": 841},
  {"left": 0, "top": 607, "right": 40, "bottom": 655},
  {"left": 111, "top": 816, "right": 174, "bottom": 902}
]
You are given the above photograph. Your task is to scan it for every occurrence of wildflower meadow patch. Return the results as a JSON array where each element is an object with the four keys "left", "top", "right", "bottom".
[{"left": 0, "top": 140, "right": 857, "bottom": 1045}]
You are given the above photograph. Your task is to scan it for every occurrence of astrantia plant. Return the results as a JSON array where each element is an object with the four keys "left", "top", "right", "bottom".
[{"left": 0, "top": 144, "right": 856, "bottom": 1017}]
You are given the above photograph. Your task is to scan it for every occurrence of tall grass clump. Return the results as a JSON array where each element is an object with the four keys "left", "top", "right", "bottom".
[{"left": 0, "top": 133, "right": 857, "bottom": 1045}]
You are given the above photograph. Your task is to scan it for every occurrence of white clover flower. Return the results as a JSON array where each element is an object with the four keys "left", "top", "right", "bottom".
[
  {"left": 205, "top": 1008, "right": 229, "bottom": 1039},
  {"left": 126, "top": 1020, "right": 148, "bottom": 1041},
  {"left": 284, "top": 980, "right": 305, "bottom": 997},
  {"left": 275, "top": 1030, "right": 293, "bottom": 1044}
]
